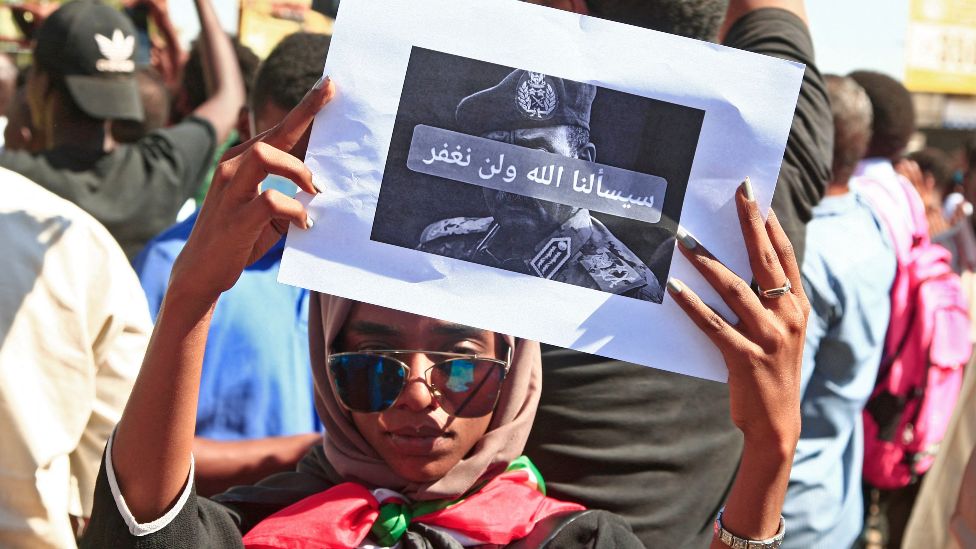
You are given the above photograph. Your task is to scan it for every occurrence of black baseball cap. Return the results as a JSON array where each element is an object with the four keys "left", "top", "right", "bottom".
[{"left": 33, "top": 0, "right": 143, "bottom": 122}]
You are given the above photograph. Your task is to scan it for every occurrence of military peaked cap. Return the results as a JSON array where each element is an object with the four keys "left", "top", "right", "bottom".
[{"left": 456, "top": 70, "right": 596, "bottom": 135}]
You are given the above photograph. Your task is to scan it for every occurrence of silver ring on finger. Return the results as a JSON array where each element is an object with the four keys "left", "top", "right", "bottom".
[{"left": 757, "top": 279, "right": 792, "bottom": 299}]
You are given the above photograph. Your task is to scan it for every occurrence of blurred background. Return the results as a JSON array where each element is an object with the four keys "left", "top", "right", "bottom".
[
  {"left": 0, "top": 0, "right": 337, "bottom": 61},
  {"left": 0, "top": 0, "right": 971, "bottom": 174},
  {"left": 803, "top": 0, "right": 976, "bottom": 164}
]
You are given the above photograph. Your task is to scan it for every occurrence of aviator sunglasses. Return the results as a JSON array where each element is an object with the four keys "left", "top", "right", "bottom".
[{"left": 327, "top": 348, "right": 512, "bottom": 418}]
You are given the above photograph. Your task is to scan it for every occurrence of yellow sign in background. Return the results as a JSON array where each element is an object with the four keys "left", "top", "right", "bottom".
[
  {"left": 906, "top": 0, "right": 976, "bottom": 94},
  {"left": 238, "top": 0, "right": 333, "bottom": 59}
]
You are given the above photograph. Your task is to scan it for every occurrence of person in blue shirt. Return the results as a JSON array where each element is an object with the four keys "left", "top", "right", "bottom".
[
  {"left": 781, "top": 75, "right": 897, "bottom": 548},
  {"left": 134, "top": 32, "right": 332, "bottom": 496}
]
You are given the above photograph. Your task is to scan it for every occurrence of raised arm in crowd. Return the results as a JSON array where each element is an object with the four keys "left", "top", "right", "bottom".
[
  {"left": 186, "top": 0, "right": 246, "bottom": 145},
  {"left": 0, "top": 0, "right": 245, "bottom": 258}
]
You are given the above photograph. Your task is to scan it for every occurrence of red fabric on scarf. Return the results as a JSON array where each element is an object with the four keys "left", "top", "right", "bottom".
[{"left": 242, "top": 470, "right": 584, "bottom": 548}]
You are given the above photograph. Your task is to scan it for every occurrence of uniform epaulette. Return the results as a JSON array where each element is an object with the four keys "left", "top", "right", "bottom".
[{"left": 419, "top": 217, "right": 494, "bottom": 244}]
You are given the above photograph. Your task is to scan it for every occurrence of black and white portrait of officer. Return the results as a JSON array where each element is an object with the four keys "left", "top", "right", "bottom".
[{"left": 418, "top": 70, "right": 664, "bottom": 303}]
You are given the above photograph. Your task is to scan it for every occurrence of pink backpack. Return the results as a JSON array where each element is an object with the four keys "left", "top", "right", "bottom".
[{"left": 857, "top": 175, "right": 971, "bottom": 490}]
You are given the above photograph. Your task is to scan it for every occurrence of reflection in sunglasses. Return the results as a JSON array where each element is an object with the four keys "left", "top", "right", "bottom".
[
  {"left": 444, "top": 362, "right": 475, "bottom": 393},
  {"left": 369, "top": 362, "right": 387, "bottom": 410},
  {"left": 328, "top": 350, "right": 512, "bottom": 418}
]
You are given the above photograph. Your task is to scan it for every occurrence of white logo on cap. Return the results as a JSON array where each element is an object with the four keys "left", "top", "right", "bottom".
[
  {"left": 94, "top": 29, "right": 135, "bottom": 73},
  {"left": 517, "top": 72, "right": 557, "bottom": 120}
]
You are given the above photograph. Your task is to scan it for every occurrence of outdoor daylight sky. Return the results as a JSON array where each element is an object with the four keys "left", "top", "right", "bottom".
[{"left": 807, "top": 0, "right": 910, "bottom": 80}]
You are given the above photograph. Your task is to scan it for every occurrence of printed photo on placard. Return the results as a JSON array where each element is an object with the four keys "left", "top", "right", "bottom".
[
  {"left": 370, "top": 47, "right": 704, "bottom": 304},
  {"left": 281, "top": 0, "right": 806, "bottom": 378}
]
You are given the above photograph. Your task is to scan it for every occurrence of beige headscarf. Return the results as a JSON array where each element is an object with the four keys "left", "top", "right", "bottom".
[{"left": 308, "top": 292, "right": 542, "bottom": 501}]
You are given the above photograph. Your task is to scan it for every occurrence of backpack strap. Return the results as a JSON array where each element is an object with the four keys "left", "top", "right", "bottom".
[
  {"left": 894, "top": 174, "right": 931, "bottom": 247},
  {"left": 855, "top": 177, "right": 913, "bottom": 261},
  {"left": 854, "top": 177, "right": 924, "bottom": 382}
]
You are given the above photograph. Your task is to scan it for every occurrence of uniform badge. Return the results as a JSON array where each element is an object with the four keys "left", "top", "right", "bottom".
[
  {"left": 579, "top": 248, "right": 646, "bottom": 294},
  {"left": 530, "top": 237, "right": 572, "bottom": 279},
  {"left": 419, "top": 217, "right": 493, "bottom": 244},
  {"left": 516, "top": 72, "right": 558, "bottom": 121}
]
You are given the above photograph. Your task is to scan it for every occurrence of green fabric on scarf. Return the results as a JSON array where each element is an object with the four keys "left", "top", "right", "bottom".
[{"left": 368, "top": 456, "right": 543, "bottom": 546}]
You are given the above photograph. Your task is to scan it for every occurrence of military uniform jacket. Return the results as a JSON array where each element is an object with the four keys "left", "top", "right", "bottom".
[{"left": 419, "top": 209, "right": 663, "bottom": 303}]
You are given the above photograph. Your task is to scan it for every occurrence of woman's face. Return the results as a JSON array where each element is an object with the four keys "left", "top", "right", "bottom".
[{"left": 337, "top": 303, "right": 504, "bottom": 483}]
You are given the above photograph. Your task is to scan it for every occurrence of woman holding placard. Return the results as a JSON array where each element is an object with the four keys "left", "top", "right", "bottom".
[{"left": 81, "top": 79, "right": 805, "bottom": 549}]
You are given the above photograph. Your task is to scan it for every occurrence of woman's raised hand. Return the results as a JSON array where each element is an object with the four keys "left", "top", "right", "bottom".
[
  {"left": 110, "top": 79, "right": 334, "bottom": 523},
  {"left": 668, "top": 178, "right": 809, "bottom": 543},
  {"left": 169, "top": 77, "right": 335, "bottom": 304},
  {"left": 670, "top": 178, "right": 807, "bottom": 448}
]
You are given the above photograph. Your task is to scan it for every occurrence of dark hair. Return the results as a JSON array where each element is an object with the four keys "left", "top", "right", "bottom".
[
  {"left": 113, "top": 67, "right": 170, "bottom": 143},
  {"left": 180, "top": 36, "right": 260, "bottom": 114},
  {"left": 824, "top": 75, "right": 872, "bottom": 184},
  {"left": 584, "top": 0, "right": 729, "bottom": 41},
  {"left": 252, "top": 32, "right": 332, "bottom": 113},
  {"left": 848, "top": 70, "right": 915, "bottom": 161},
  {"left": 910, "top": 147, "right": 954, "bottom": 198}
]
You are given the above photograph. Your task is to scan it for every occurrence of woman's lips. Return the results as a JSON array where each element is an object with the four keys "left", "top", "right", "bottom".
[{"left": 386, "top": 427, "right": 452, "bottom": 454}]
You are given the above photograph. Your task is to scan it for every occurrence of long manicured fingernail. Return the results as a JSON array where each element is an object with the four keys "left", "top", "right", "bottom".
[
  {"left": 676, "top": 226, "right": 698, "bottom": 250},
  {"left": 740, "top": 176, "right": 755, "bottom": 202},
  {"left": 314, "top": 75, "right": 330, "bottom": 90},
  {"left": 312, "top": 178, "right": 324, "bottom": 193},
  {"left": 305, "top": 214, "right": 314, "bottom": 229},
  {"left": 667, "top": 278, "right": 684, "bottom": 294}
]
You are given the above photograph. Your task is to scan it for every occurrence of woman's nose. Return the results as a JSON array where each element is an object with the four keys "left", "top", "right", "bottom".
[{"left": 395, "top": 360, "right": 437, "bottom": 412}]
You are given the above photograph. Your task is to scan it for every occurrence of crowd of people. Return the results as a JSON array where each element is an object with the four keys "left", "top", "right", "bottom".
[{"left": 0, "top": 0, "right": 974, "bottom": 548}]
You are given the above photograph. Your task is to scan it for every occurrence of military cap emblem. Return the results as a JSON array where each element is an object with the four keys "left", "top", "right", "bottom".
[
  {"left": 456, "top": 70, "right": 595, "bottom": 134},
  {"left": 517, "top": 72, "right": 558, "bottom": 121}
]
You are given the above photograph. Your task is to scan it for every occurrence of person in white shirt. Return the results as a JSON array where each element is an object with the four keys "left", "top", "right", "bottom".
[{"left": 0, "top": 166, "right": 151, "bottom": 548}]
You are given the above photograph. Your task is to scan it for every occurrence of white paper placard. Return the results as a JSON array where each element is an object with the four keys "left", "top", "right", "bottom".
[{"left": 279, "top": 0, "right": 804, "bottom": 382}]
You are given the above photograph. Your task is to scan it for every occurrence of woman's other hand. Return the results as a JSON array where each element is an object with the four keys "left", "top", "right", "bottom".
[
  {"left": 111, "top": 78, "right": 334, "bottom": 523},
  {"left": 669, "top": 178, "right": 809, "bottom": 543},
  {"left": 670, "top": 178, "right": 807, "bottom": 450},
  {"left": 169, "top": 77, "right": 335, "bottom": 305}
]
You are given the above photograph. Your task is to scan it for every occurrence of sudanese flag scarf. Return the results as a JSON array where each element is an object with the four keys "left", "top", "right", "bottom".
[
  {"left": 242, "top": 456, "right": 584, "bottom": 548},
  {"left": 240, "top": 294, "right": 581, "bottom": 547}
]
